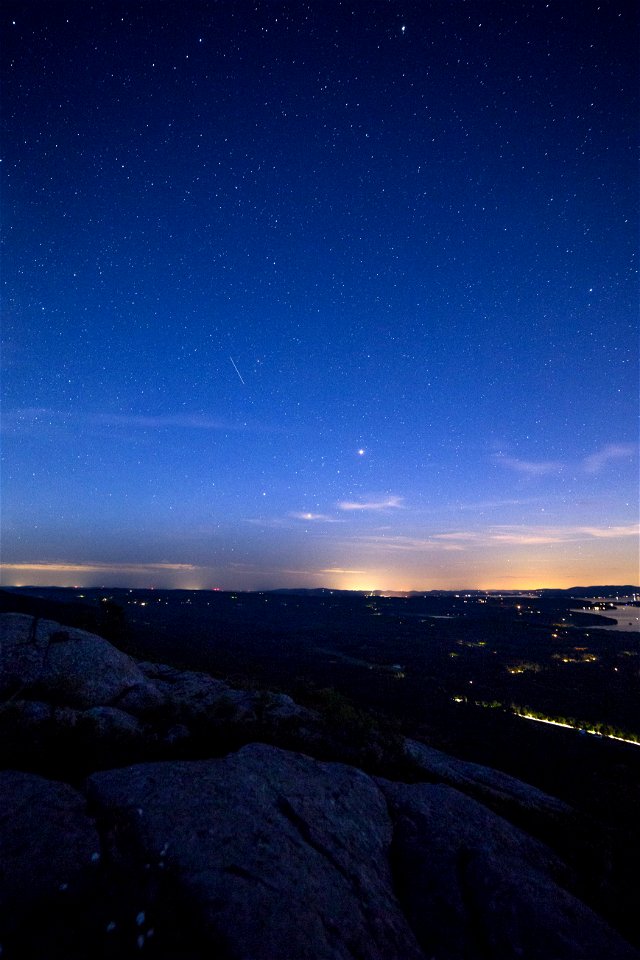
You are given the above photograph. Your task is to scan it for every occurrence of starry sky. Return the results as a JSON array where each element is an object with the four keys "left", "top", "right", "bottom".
[{"left": 2, "top": 1, "right": 638, "bottom": 592}]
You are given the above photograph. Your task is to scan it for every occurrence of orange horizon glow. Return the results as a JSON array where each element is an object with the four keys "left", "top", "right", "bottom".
[{"left": 1, "top": 556, "right": 638, "bottom": 593}]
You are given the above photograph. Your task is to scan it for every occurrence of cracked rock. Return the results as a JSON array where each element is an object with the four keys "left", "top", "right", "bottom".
[{"left": 86, "top": 742, "right": 424, "bottom": 960}]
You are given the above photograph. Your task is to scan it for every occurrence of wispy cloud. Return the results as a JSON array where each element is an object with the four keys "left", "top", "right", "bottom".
[
  {"left": 495, "top": 443, "right": 637, "bottom": 478},
  {"left": 456, "top": 496, "right": 548, "bottom": 511},
  {"left": 433, "top": 532, "right": 477, "bottom": 541},
  {"left": 436, "top": 530, "right": 556, "bottom": 545},
  {"left": 494, "top": 455, "right": 563, "bottom": 476},
  {"left": 1, "top": 408, "right": 273, "bottom": 435},
  {"left": 2, "top": 407, "right": 60, "bottom": 421},
  {"left": 0, "top": 407, "right": 72, "bottom": 433},
  {"left": 289, "top": 511, "right": 341, "bottom": 523},
  {"left": 242, "top": 517, "right": 292, "bottom": 529},
  {"left": 92, "top": 413, "right": 246, "bottom": 431},
  {"left": 576, "top": 523, "right": 640, "bottom": 539},
  {"left": 354, "top": 535, "right": 466, "bottom": 553},
  {"left": 1, "top": 561, "right": 197, "bottom": 574},
  {"left": 484, "top": 532, "right": 567, "bottom": 545},
  {"left": 244, "top": 512, "right": 344, "bottom": 528},
  {"left": 433, "top": 523, "right": 640, "bottom": 547},
  {"left": 338, "top": 496, "right": 404, "bottom": 512},
  {"left": 224, "top": 563, "right": 361, "bottom": 580},
  {"left": 348, "top": 523, "right": 638, "bottom": 555},
  {"left": 582, "top": 443, "right": 637, "bottom": 474}
]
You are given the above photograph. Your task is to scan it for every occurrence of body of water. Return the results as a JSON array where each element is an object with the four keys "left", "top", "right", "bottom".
[{"left": 571, "top": 605, "right": 640, "bottom": 633}]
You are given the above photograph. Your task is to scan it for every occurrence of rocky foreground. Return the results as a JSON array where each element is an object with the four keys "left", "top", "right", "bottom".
[{"left": 0, "top": 612, "right": 638, "bottom": 959}]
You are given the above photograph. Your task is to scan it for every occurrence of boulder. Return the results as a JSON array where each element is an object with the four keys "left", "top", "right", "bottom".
[
  {"left": 137, "top": 661, "right": 318, "bottom": 727},
  {"left": 0, "top": 741, "right": 637, "bottom": 959},
  {"left": 378, "top": 778, "right": 639, "bottom": 960},
  {"left": 80, "top": 705, "right": 146, "bottom": 741},
  {"left": 0, "top": 612, "right": 46, "bottom": 691},
  {"left": 85, "top": 743, "right": 640, "bottom": 959},
  {"left": 0, "top": 613, "right": 149, "bottom": 709},
  {"left": 87, "top": 743, "right": 424, "bottom": 960},
  {"left": 112, "top": 680, "right": 167, "bottom": 718},
  {"left": 404, "top": 737, "right": 572, "bottom": 826},
  {"left": 259, "top": 690, "right": 318, "bottom": 723},
  {"left": 0, "top": 770, "right": 102, "bottom": 955},
  {"left": 0, "top": 698, "right": 152, "bottom": 774},
  {"left": 137, "top": 661, "right": 248, "bottom": 722}
]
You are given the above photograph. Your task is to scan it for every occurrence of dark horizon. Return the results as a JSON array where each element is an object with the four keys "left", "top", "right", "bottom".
[{"left": 3, "top": 583, "right": 639, "bottom": 597}]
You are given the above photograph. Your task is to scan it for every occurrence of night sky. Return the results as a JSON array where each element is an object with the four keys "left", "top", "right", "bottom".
[{"left": 2, "top": 1, "right": 638, "bottom": 591}]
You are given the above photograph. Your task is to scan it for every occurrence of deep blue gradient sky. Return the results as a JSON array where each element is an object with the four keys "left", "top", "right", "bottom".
[{"left": 2, "top": 1, "right": 638, "bottom": 590}]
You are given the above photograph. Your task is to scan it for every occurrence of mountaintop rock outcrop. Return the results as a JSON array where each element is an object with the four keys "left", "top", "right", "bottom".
[
  {"left": 1, "top": 612, "right": 638, "bottom": 959},
  {"left": 0, "top": 612, "right": 151, "bottom": 709}
]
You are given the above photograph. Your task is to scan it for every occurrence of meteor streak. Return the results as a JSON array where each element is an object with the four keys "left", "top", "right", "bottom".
[{"left": 229, "top": 357, "right": 245, "bottom": 385}]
